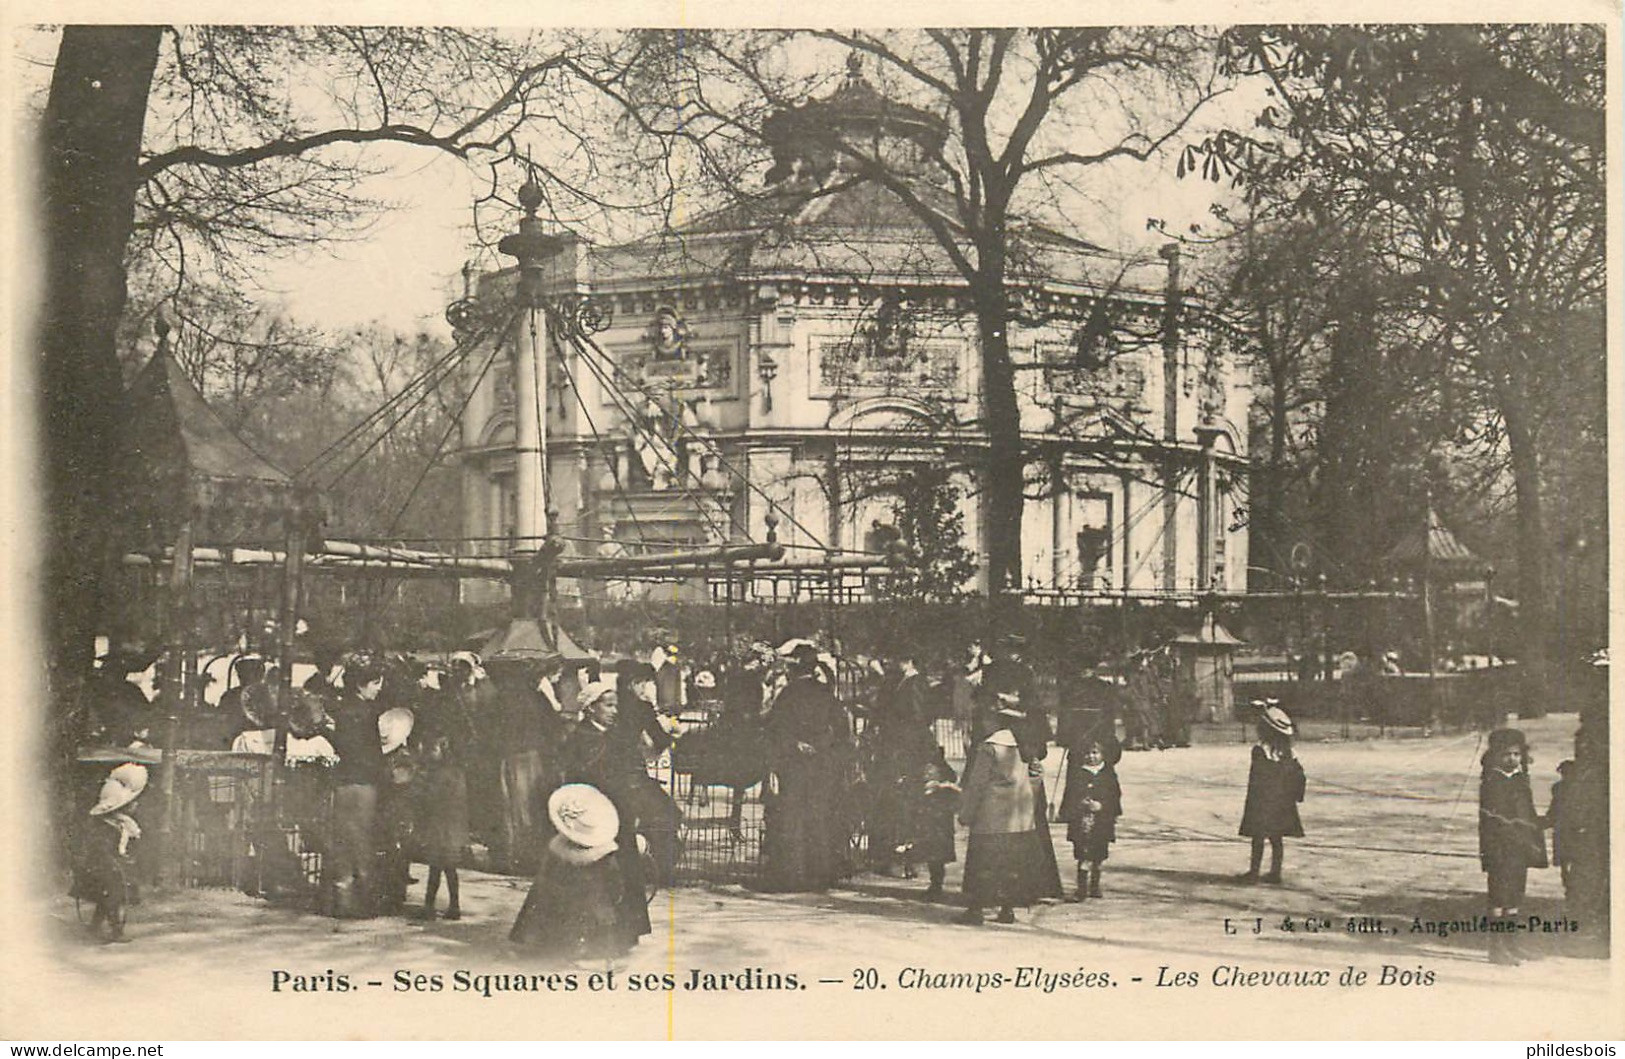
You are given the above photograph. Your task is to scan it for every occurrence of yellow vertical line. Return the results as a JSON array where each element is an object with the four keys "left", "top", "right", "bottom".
[{"left": 666, "top": 885, "right": 677, "bottom": 1039}]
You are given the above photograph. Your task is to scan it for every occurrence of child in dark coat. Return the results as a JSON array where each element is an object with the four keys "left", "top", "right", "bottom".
[
  {"left": 1238, "top": 702, "right": 1305, "bottom": 883},
  {"left": 412, "top": 728, "right": 469, "bottom": 920},
  {"left": 1479, "top": 728, "right": 1548, "bottom": 965},
  {"left": 915, "top": 745, "right": 959, "bottom": 901},
  {"left": 510, "top": 783, "right": 634, "bottom": 961},
  {"left": 1059, "top": 736, "right": 1122, "bottom": 900}
]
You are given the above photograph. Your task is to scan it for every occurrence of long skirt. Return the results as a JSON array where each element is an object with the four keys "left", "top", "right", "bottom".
[
  {"left": 963, "top": 831, "right": 1054, "bottom": 908},
  {"left": 511, "top": 851, "right": 632, "bottom": 959},
  {"left": 324, "top": 783, "right": 377, "bottom": 917},
  {"left": 762, "top": 766, "right": 846, "bottom": 892},
  {"left": 499, "top": 750, "right": 550, "bottom": 871},
  {"left": 1029, "top": 779, "right": 1064, "bottom": 897}
]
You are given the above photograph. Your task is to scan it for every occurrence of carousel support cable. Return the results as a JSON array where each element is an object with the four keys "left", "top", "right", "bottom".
[
  {"left": 563, "top": 326, "right": 731, "bottom": 544},
  {"left": 564, "top": 329, "right": 735, "bottom": 547},
  {"left": 296, "top": 331, "right": 474, "bottom": 479},
  {"left": 570, "top": 328, "right": 827, "bottom": 549},
  {"left": 383, "top": 316, "right": 512, "bottom": 537},
  {"left": 322, "top": 307, "right": 524, "bottom": 492},
  {"left": 569, "top": 331, "right": 831, "bottom": 552},
  {"left": 298, "top": 306, "right": 514, "bottom": 483},
  {"left": 1052, "top": 479, "right": 1166, "bottom": 590},
  {"left": 297, "top": 306, "right": 508, "bottom": 479},
  {"left": 549, "top": 329, "right": 657, "bottom": 553}
]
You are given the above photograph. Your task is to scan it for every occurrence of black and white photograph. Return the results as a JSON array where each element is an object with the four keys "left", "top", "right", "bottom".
[{"left": 1, "top": 11, "right": 1618, "bottom": 1042}]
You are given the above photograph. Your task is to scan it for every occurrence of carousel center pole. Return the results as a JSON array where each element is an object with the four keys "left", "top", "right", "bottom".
[{"left": 498, "top": 175, "right": 567, "bottom": 619}]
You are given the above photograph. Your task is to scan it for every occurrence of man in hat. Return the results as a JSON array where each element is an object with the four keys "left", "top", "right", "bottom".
[{"left": 760, "top": 643, "right": 851, "bottom": 892}]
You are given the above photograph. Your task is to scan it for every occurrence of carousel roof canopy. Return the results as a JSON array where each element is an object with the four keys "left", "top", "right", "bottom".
[
  {"left": 481, "top": 618, "right": 598, "bottom": 666},
  {"left": 128, "top": 352, "right": 290, "bottom": 485}
]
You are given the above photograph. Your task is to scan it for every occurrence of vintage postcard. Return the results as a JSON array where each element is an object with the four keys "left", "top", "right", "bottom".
[{"left": 1, "top": 1, "right": 1620, "bottom": 1041}]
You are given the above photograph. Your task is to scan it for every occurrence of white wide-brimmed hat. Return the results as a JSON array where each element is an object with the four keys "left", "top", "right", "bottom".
[
  {"left": 89, "top": 762, "right": 149, "bottom": 816},
  {"left": 548, "top": 783, "right": 620, "bottom": 852},
  {"left": 377, "top": 707, "right": 415, "bottom": 755}
]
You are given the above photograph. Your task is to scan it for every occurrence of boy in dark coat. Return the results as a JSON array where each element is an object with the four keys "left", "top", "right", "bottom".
[
  {"left": 1479, "top": 728, "right": 1548, "bottom": 965},
  {"left": 1060, "top": 736, "right": 1122, "bottom": 900},
  {"left": 1238, "top": 701, "right": 1305, "bottom": 884},
  {"left": 916, "top": 744, "right": 959, "bottom": 900}
]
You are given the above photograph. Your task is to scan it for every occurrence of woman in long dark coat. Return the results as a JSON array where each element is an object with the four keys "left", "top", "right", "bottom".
[
  {"left": 1479, "top": 728, "right": 1548, "bottom": 965},
  {"left": 865, "top": 657, "right": 934, "bottom": 876},
  {"left": 761, "top": 645, "right": 850, "bottom": 892},
  {"left": 1238, "top": 702, "right": 1305, "bottom": 884},
  {"left": 562, "top": 682, "right": 653, "bottom": 945}
]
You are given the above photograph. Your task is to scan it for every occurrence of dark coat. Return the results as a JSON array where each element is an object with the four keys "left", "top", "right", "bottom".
[
  {"left": 1479, "top": 768, "right": 1548, "bottom": 872},
  {"left": 913, "top": 757, "right": 958, "bottom": 866},
  {"left": 1060, "top": 763, "right": 1122, "bottom": 862},
  {"left": 762, "top": 675, "right": 850, "bottom": 890},
  {"left": 329, "top": 695, "right": 386, "bottom": 786},
  {"left": 562, "top": 722, "right": 652, "bottom": 939},
  {"left": 411, "top": 757, "right": 469, "bottom": 866},
  {"left": 510, "top": 839, "right": 632, "bottom": 957},
  {"left": 1239, "top": 744, "right": 1305, "bottom": 838}
]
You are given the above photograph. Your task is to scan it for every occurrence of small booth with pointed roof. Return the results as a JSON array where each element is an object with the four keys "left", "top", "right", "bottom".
[{"left": 1170, "top": 618, "right": 1244, "bottom": 723}]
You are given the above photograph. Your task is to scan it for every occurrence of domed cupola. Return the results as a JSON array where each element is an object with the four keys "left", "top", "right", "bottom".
[{"left": 763, "top": 53, "right": 949, "bottom": 187}]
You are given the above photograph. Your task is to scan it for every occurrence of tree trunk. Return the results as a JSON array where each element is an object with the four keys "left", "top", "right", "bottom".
[
  {"left": 975, "top": 261, "right": 1024, "bottom": 614},
  {"left": 1497, "top": 377, "right": 1550, "bottom": 685},
  {"left": 41, "top": 26, "right": 163, "bottom": 691}
]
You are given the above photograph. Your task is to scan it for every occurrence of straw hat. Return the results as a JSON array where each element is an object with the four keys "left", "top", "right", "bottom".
[
  {"left": 1260, "top": 702, "right": 1295, "bottom": 736},
  {"left": 89, "top": 762, "right": 149, "bottom": 816},
  {"left": 548, "top": 783, "right": 620, "bottom": 852}
]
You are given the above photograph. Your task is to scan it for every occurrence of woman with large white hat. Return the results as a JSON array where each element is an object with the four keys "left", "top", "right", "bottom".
[
  {"left": 76, "top": 760, "right": 150, "bottom": 942},
  {"left": 510, "top": 784, "right": 634, "bottom": 959}
]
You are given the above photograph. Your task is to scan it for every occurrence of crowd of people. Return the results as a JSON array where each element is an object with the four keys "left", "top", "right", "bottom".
[{"left": 67, "top": 631, "right": 1606, "bottom": 965}]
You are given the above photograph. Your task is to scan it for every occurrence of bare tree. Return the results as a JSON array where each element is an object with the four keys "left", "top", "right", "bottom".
[
  {"left": 633, "top": 29, "right": 1226, "bottom": 605},
  {"left": 1190, "top": 24, "right": 1606, "bottom": 670},
  {"left": 38, "top": 25, "right": 671, "bottom": 682}
]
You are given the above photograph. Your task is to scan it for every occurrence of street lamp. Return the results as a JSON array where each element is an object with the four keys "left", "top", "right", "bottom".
[{"left": 757, "top": 349, "right": 779, "bottom": 412}]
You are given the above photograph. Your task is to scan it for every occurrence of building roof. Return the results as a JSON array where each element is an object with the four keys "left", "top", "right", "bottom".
[
  {"left": 126, "top": 352, "right": 291, "bottom": 486},
  {"left": 1384, "top": 509, "right": 1487, "bottom": 570},
  {"left": 1171, "top": 620, "right": 1245, "bottom": 648},
  {"left": 122, "top": 350, "right": 314, "bottom": 547}
]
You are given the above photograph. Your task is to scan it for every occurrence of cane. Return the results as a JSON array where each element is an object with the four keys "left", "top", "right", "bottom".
[{"left": 1047, "top": 746, "right": 1068, "bottom": 822}]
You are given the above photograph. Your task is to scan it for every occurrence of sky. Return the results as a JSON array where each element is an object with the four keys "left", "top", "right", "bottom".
[{"left": 11, "top": 25, "right": 1255, "bottom": 340}]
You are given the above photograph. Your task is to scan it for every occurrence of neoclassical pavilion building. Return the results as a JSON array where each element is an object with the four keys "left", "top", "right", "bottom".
[{"left": 456, "top": 64, "right": 1251, "bottom": 604}]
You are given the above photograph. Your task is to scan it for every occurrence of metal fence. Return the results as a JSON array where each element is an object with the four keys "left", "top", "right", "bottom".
[{"left": 168, "top": 721, "right": 973, "bottom": 895}]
